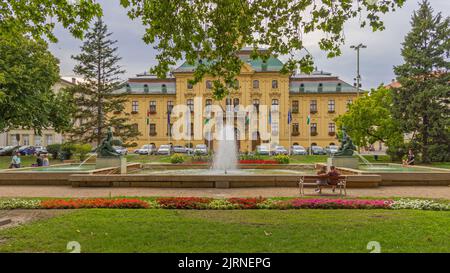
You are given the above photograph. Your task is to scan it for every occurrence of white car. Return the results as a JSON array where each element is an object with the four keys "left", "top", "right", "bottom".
[
  {"left": 157, "top": 145, "right": 172, "bottom": 155},
  {"left": 135, "top": 144, "right": 155, "bottom": 155},
  {"left": 113, "top": 146, "right": 128, "bottom": 155},
  {"left": 256, "top": 145, "right": 270, "bottom": 155},
  {"left": 193, "top": 144, "right": 208, "bottom": 155},
  {"left": 272, "top": 145, "right": 288, "bottom": 155},
  {"left": 172, "top": 145, "right": 187, "bottom": 153},
  {"left": 291, "top": 145, "right": 307, "bottom": 155},
  {"left": 325, "top": 145, "right": 339, "bottom": 155}
]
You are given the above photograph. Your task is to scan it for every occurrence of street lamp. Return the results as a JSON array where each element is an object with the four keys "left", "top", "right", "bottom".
[{"left": 350, "top": 43, "right": 367, "bottom": 97}]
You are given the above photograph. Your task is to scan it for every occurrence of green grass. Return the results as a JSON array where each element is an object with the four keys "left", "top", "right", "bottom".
[
  {"left": 0, "top": 155, "right": 58, "bottom": 169},
  {"left": 0, "top": 209, "right": 448, "bottom": 253}
]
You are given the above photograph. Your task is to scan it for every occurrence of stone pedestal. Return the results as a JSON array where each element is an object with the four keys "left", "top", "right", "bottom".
[
  {"left": 96, "top": 157, "right": 127, "bottom": 173},
  {"left": 327, "top": 156, "right": 359, "bottom": 170}
]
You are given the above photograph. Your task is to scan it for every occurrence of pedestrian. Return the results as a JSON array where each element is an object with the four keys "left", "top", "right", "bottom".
[{"left": 9, "top": 152, "right": 21, "bottom": 168}]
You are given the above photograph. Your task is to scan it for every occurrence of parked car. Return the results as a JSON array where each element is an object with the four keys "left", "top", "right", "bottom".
[
  {"left": 325, "top": 145, "right": 339, "bottom": 155},
  {"left": 135, "top": 144, "right": 156, "bottom": 155},
  {"left": 35, "top": 146, "right": 48, "bottom": 155},
  {"left": 272, "top": 145, "right": 288, "bottom": 155},
  {"left": 157, "top": 145, "right": 172, "bottom": 155},
  {"left": 256, "top": 145, "right": 270, "bottom": 155},
  {"left": 172, "top": 145, "right": 187, "bottom": 153},
  {"left": 310, "top": 145, "right": 326, "bottom": 155},
  {"left": 291, "top": 145, "right": 307, "bottom": 155},
  {"left": 193, "top": 144, "right": 208, "bottom": 155},
  {"left": 18, "top": 145, "right": 37, "bottom": 155},
  {"left": 113, "top": 146, "right": 128, "bottom": 155},
  {"left": 0, "top": 146, "right": 19, "bottom": 156},
  {"left": 185, "top": 147, "right": 194, "bottom": 155}
]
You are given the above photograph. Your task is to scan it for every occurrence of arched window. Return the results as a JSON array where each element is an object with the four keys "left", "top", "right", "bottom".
[
  {"left": 187, "top": 99, "right": 194, "bottom": 112},
  {"left": 299, "top": 83, "right": 305, "bottom": 92},
  {"left": 143, "top": 84, "right": 149, "bottom": 93},
  {"left": 187, "top": 81, "right": 193, "bottom": 89},
  {"left": 206, "top": 80, "right": 212, "bottom": 89},
  {"left": 126, "top": 84, "right": 131, "bottom": 92},
  {"left": 318, "top": 83, "right": 323, "bottom": 92},
  {"left": 271, "top": 99, "right": 279, "bottom": 112},
  {"left": 161, "top": 84, "right": 167, "bottom": 93},
  {"left": 252, "top": 99, "right": 260, "bottom": 112},
  {"left": 336, "top": 83, "right": 342, "bottom": 92}
]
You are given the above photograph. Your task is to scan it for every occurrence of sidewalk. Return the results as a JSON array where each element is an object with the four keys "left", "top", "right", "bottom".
[{"left": 0, "top": 185, "right": 449, "bottom": 199}]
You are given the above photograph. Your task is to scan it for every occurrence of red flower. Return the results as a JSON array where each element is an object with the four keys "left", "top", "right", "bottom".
[
  {"left": 40, "top": 198, "right": 148, "bottom": 209},
  {"left": 156, "top": 197, "right": 212, "bottom": 209},
  {"left": 227, "top": 197, "right": 266, "bottom": 209}
]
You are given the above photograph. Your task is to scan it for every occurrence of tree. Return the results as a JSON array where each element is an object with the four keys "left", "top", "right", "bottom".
[
  {"left": 121, "top": 0, "right": 405, "bottom": 99},
  {"left": 335, "top": 86, "right": 403, "bottom": 152},
  {"left": 0, "top": 0, "right": 102, "bottom": 42},
  {"left": 68, "top": 18, "right": 140, "bottom": 146},
  {"left": 0, "top": 32, "right": 74, "bottom": 134},
  {"left": 392, "top": 0, "right": 450, "bottom": 163}
]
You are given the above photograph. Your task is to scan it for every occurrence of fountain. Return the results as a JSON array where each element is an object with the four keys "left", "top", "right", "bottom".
[{"left": 212, "top": 124, "right": 238, "bottom": 173}]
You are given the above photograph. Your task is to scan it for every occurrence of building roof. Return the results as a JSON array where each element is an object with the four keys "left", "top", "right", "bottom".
[{"left": 289, "top": 70, "right": 359, "bottom": 93}]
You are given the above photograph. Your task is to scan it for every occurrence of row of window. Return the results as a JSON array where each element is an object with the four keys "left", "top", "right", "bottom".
[
  {"left": 126, "top": 84, "right": 168, "bottom": 93},
  {"left": 130, "top": 99, "right": 352, "bottom": 114},
  {"left": 192, "top": 80, "right": 343, "bottom": 92},
  {"left": 292, "top": 123, "right": 336, "bottom": 135},
  {"left": 9, "top": 134, "right": 54, "bottom": 146}
]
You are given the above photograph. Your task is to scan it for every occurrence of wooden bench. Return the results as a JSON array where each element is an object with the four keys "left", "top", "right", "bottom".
[{"left": 298, "top": 175, "right": 347, "bottom": 197}]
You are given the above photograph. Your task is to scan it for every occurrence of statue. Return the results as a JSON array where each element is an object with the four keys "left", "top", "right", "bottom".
[
  {"left": 97, "top": 128, "right": 121, "bottom": 157},
  {"left": 334, "top": 127, "right": 356, "bottom": 156}
]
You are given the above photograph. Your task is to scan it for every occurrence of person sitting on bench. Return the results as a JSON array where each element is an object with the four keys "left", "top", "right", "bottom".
[
  {"left": 327, "top": 166, "right": 341, "bottom": 193},
  {"left": 315, "top": 165, "right": 328, "bottom": 194}
]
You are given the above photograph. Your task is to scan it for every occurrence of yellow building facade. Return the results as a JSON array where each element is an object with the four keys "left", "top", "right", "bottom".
[{"left": 117, "top": 49, "right": 359, "bottom": 152}]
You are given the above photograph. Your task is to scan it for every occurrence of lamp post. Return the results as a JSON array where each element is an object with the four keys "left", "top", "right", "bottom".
[{"left": 350, "top": 43, "right": 367, "bottom": 97}]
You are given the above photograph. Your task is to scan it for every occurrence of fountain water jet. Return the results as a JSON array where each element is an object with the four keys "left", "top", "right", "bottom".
[{"left": 212, "top": 124, "right": 238, "bottom": 173}]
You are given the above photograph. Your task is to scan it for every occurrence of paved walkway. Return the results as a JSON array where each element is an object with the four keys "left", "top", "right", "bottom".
[{"left": 0, "top": 186, "right": 449, "bottom": 199}]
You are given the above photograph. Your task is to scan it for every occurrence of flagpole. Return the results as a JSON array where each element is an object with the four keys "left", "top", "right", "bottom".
[
  {"left": 147, "top": 109, "right": 151, "bottom": 156},
  {"left": 288, "top": 109, "right": 291, "bottom": 156},
  {"left": 308, "top": 114, "right": 311, "bottom": 156},
  {"left": 168, "top": 111, "right": 171, "bottom": 156}
]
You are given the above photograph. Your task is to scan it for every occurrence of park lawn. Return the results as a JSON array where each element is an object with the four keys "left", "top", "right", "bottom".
[
  {"left": 0, "top": 209, "right": 448, "bottom": 253},
  {"left": 0, "top": 155, "right": 58, "bottom": 169}
]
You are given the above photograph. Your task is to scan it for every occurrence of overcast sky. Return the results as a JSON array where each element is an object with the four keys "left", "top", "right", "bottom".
[{"left": 49, "top": 0, "right": 449, "bottom": 90}]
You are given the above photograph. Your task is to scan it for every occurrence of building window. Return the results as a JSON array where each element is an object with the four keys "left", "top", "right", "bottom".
[
  {"left": 10, "top": 134, "right": 19, "bottom": 146},
  {"left": 167, "top": 101, "right": 173, "bottom": 114},
  {"left": 205, "top": 99, "right": 212, "bottom": 113},
  {"left": 253, "top": 80, "right": 259, "bottom": 89},
  {"left": 143, "top": 84, "right": 149, "bottom": 93},
  {"left": 23, "top": 134, "right": 29, "bottom": 146},
  {"left": 149, "top": 124, "right": 157, "bottom": 136},
  {"left": 328, "top": 123, "right": 336, "bottom": 136},
  {"left": 206, "top": 80, "right": 212, "bottom": 89},
  {"left": 328, "top": 99, "right": 335, "bottom": 113},
  {"left": 271, "top": 99, "right": 279, "bottom": 112},
  {"left": 162, "top": 84, "right": 167, "bottom": 93},
  {"left": 34, "top": 135, "right": 41, "bottom": 146},
  {"left": 234, "top": 79, "right": 239, "bottom": 89},
  {"left": 149, "top": 101, "right": 157, "bottom": 114},
  {"left": 299, "top": 83, "right": 305, "bottom": 92},
  {"left": 46, "top": 134, "right": 53, "bottom": 145},
  {"left": 233, "top": 98, "right": 240, "bottom": 110},
  {"left": 187, "top": 99, "right": 194, "bottom": 112},
  {"left": 167, "top": 123, "right": 173, "bottom": 137},
  {"left": 318, "top": 83, "right": 323, "bottom": 92},
  {"left": 126, "top": 84, "right": 131, "bottom": 92},
  {"left": 310, "top": 100, "right": 317, "bottom": 113},
  {"left": 272, "top": 80, "right": 278, "bottom": 89},
  {"left": 253, "top": 99, "right": 260, "bottom": 112},
  {"left": 292, "top": 123, "right": 300, "bottom": 136},
  {"left": 346, "top": 99, "right": 353, "bottom": 109},
  {"left": 187, "top": 81, "right": 193, "bottom": 89},
  {"left": 336, "top": 83, "right": 342, "bottom": 92},
  {"left": 292, "top": 100, "right": 299, "bottom": 113},
  {"left": 310, "top": 123, "right": 318, "bottom": 136},
  {"left": 132, "top": 101, "right": 138, "bottom": 113}
]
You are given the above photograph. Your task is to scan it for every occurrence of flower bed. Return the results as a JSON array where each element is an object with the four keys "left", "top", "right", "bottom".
[
  {"left": 156, "top": 197, "right": 212, "bottom": 209},
  {"left": 239, "top": 160, "right": 278, "bottom": 164},
  {"left": 40, "top": 198, "right": 149, "bottom": 209},
  {"left": 1, "top": 198, "right": 448, "bottom": 211}
]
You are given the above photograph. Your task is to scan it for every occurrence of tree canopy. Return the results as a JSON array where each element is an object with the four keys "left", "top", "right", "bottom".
[
  {"left": 121, "top": 0, "right": 405, "bottom": 99},
  {"left": 335, "top": 86, "right": 403, "bottom": 150},
  {"left": 392, "top": 0, "right": 449, "bottom": 162},
  {"left": 0, "top": 32, "right": 74, "bottom": 134}
]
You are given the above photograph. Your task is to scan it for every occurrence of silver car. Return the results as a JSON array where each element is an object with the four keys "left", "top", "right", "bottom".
[
  {"left": 273, "top": 145, "right": 288, "bottom": 155},
  {"left": 193, "top": 144, "right": 208, "bottom": 155},
  {"left": 113, "top": 146, "right": 128, "bottom": 155},
  {"left": 256, "top": 145, "right": 270, "bottom": 155},
  {"left": 291, "top": 145, "right": 307, "bottom": 155},
  {"left": 172, "top": 145, "right": 187, "bottom": 153},
  {"left": 135, "top": 144, "right": 156, "bottom": 155},
  {"left": 157, "top": 145, "right": 172, "bottom": 155}
]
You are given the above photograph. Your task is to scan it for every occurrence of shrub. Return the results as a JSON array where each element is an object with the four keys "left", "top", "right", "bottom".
[
  {"left": 228, "top": 197, "right": 266, "bottom": 209},
  {"left": 47, "top": 144, "right": 61, "bottom": 159},
  {"left": 0, "top": 198, "right": 41, "bottom": 209},
  {"left": 390, "top": 199, "right": 450, "bottom": 211},
  {"left": 40, "top": 198, "right": 149, "bottom": 209},
  {"left": 59, "top": 142, "right": 76, "bottom": 160},
  {"left": 170, "top": 154, "right": 185, "bottom": 164},
  {"left": 286, "top": 199, "right": 393, "bottom": 209},
  {"left": 274, "top": 154, "right": 290, "bottom": 164},
  {"left": 74, "top": 143, "right": 93, "bottom": 162},
  {"left": 156, "top": 197, "right": 212, "bottom": 209}
]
